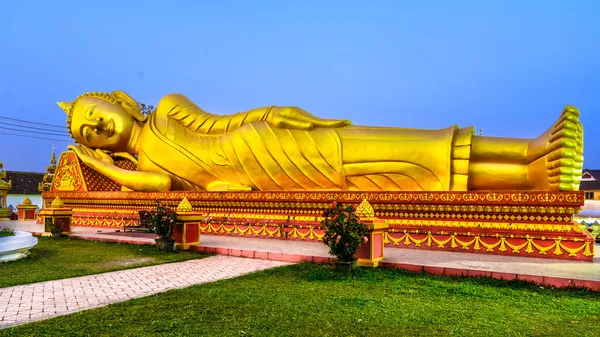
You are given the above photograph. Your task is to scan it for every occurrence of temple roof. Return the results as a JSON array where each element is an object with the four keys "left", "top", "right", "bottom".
[
  {"left": 5, "top": 171, "right": 44, "bottom": 194},
  {"left": 580, "top": 180, "right": 600, "bottom": 191},
  {"left": 580, "top": 169, "right": 600, "bottom": 191},
  {"left": 583, "top": 169, "right": 600, "bottom": 179}
]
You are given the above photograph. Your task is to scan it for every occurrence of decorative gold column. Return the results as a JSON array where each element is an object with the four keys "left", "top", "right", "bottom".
[
  {"left": 39, "top": 196, "right": 73, "bottom": 235},
  {"left": 354, "top": 199, "right": 389, "bottom": 267},
  {"left": 173, "top": 197, "right": 205, "bottom": 250}
]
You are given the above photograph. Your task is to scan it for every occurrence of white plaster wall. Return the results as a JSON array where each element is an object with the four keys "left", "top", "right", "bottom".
[{"left": 6, "top": 194, "right": 42, "bottom": 210}]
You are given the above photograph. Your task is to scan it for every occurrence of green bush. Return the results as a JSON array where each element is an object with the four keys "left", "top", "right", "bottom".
[{"left": 321, "top": 201, "right": 369, "bottom": 262}]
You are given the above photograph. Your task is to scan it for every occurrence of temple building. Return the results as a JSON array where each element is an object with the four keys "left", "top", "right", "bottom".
[
  {"left": 576, "top": 169, "right": 600, "bottom": 225},
  {"left": 5, "top": 171, "right": 44, "bottom": 210},
  {"left": 3, "top": 144, "right": 56, "bottom": 210},
  {"left": 580, "top": 169, "right": 600, "bottom": 200}
]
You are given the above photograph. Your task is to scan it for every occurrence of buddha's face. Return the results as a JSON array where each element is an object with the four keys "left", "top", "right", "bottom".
[{"left": 70, "top": 97, "right": 135, "bottom": 151}]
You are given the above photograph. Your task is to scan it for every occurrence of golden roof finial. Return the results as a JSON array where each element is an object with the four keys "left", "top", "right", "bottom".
[
  {"left": 355, "top": 199, "right": 375, "bottom": 219},
  {"left": 50, "top": 141, "right": 56, "bottom": 166},
  {"left": 51, "top": 196, "right": 64, "bottom": 208},
  {"left": 22, "top": 197, "right": 32, "bottom": 205},
  {"left": 177, "top": 197, "right": 193, "bottom": 212}
]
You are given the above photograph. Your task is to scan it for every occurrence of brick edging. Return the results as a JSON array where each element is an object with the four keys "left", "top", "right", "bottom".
[
  {"left": 191, "top": 246, "right": 600, "bottom": 292},
  {"left": 31, "top": 232, "right": 155, "bottom": 246}
]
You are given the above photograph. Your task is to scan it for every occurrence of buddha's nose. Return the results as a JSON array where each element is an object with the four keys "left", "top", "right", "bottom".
[{"left": 87, "top": 118, "right": 104, "bottom": 128}]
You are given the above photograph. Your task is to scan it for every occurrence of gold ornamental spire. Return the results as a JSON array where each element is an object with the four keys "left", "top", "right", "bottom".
[
  {"left": 51, "top": 196, "right": 64, "bottom": 208},
  {"left": 50, "top": 141, "right": 56, "bottom": 165},
  {"left": 177, "top": 197, "right": 193, "bottom": 212},
  {"left": 355, "top": 199, "right": 375, "bottom": 219}
]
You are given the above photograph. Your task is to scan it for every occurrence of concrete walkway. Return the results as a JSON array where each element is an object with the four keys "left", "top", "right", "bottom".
[
  {"left": 1, "top": 220, "right": 157, "bottom": 245},
  {"left": 0, "top": 255, "right": 290, "bottom": 329}
]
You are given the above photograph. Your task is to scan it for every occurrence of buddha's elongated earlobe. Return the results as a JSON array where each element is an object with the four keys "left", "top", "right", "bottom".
[{"left": 111, "top": 90, "right": 147, "bottom": 122}]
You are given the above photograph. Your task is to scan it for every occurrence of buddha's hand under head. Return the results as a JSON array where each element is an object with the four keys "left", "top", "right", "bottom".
[
  {"left": 266, "top": 106, "right": 352, "bottom": 130},
  {"left": 68, "top": 144, "right": 115, "bottom": 167}
]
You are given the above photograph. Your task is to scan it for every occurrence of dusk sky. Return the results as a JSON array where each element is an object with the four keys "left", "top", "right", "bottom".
[{"left": 0, "top": 0, "right": 598, "bottom": 172}]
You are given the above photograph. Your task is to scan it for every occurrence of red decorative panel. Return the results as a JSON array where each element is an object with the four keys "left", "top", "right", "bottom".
[{"left": 80, "top": 158, "right": 137, "bottom": 191}]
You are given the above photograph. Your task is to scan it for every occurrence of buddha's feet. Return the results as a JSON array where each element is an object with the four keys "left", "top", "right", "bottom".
[{"left": 528, "top": 105, "right": 584, "bottom": 191}]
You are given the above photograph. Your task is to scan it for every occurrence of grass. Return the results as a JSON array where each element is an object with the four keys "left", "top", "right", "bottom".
[
  {"left": 2, "top": 263, "right": 599, "bottom": 336},
  {"left": 0, "top": 237, "right": 207, "bottom": 288}
]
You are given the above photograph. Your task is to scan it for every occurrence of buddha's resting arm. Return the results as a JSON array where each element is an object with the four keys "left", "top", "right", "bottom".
[
  {"left": 89, "top": 162, "right": 171, "bottom": 192},
  {"left": 68, "top": 145, "right": 171, "bottom": 192},
  {"left": 156, "top": 93, "right": 350, "bottom": 134}
]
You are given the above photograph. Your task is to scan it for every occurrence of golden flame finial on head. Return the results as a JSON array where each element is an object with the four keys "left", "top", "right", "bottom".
[
  {"left": 57, "top": 101, "right": 74, "bottom": 138},
  {"left": 355, "top": 199, "right": 375, "bottom": 219},
  {"left": 177, "top": 197, "right": 193, "bottom": 212},
  {"left": 57, "top": 101, "right": 73, "bottom": 115}
]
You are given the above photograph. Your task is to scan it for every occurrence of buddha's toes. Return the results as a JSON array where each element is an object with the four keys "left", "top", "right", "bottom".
[{"left": 546, "top": 105, "right": 584, "bottom": 191}]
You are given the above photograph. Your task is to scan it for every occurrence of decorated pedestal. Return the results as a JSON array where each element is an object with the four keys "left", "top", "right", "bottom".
[
  {"left": 16, "top": 197, "right": 38, "bottom": 221},
  {"left": 39, "top": 196, "right": 73, "bottom": 235},
  {"left": 173, "top": 198, "right": 204, "bottom": 250},
  {"left": 354, "top": 200, "right": 389, "bottom": 267}
]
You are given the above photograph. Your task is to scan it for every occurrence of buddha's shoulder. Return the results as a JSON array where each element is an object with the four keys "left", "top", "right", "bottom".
[{"left": 155, "top": 93, "right": 196, "bottom": 115}]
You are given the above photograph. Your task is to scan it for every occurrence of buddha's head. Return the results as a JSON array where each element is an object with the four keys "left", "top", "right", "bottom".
[{"left": 57, "top": 91, "right": 147, "bottom": 152}]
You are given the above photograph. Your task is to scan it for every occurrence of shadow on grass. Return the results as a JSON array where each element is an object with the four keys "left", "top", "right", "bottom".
[{"left": 2, "top": 246, "right": 59, "bottom": 265}]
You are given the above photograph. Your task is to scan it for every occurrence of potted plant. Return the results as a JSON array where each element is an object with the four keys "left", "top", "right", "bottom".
[
  {"left": 321, "top": 201, "right": 369, "bottom": 272},
  {"left": 147, "top": 202, "right": 177, "bottom": 251}
]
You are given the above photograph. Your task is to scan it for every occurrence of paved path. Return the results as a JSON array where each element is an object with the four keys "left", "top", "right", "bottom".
[{"left": 0, "top": 256, "right": 290, "bottom": 329}]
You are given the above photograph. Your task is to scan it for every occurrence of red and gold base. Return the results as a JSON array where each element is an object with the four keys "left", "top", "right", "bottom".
[
  {"left": 174, "top": 212, "right": 204, "bottom": 250},
  {"left": 17, "top": 205, "right": 37, "bottom": 221},
  {"left": 355, "top": 218, "right": 389, "bottom": 267},
  {"left": 39, "top": 207, "right": 73, "bottom": 235},
  {"left": 39, "top": 189, "right": 591, "bottom": 261},
  {"left": 384, "top": 228, "right": 594, "bottom": 261}
]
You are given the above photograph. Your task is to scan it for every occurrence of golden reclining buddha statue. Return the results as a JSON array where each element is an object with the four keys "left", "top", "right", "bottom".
[{"left": 57, "top": 91, "right": 583, "bottom": 193}]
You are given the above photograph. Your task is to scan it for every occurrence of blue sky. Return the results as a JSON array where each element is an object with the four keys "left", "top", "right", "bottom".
[{"left": 0, "top": 0, "right": 598, "bottom": 172}]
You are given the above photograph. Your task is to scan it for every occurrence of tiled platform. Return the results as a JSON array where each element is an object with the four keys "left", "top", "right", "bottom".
[{"left": 3, "top": 221, "right": 600, "bottom": 291}]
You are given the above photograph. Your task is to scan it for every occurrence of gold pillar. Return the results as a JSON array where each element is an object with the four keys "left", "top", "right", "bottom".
[
  {"left": 39, "top": 196, "right": 73, "bottom": 235},
  {"left": 354, "top": 199, "right": 389, "bottom": 267},
  {"left": 173, "top": 197, "right": 205, "bottom": 250}
]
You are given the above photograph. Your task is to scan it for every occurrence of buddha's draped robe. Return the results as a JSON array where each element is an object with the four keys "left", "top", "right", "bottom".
[{"left": 136, "top": 94, "right": 474, "bottom": 191}]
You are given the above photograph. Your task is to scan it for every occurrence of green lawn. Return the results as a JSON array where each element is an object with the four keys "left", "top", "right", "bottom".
[
  {"left": 0, "top": 237, "right": 207, "bottom": 288},
  {"left": 2, "top": 263, "right": 599, "bottom": 336}
]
